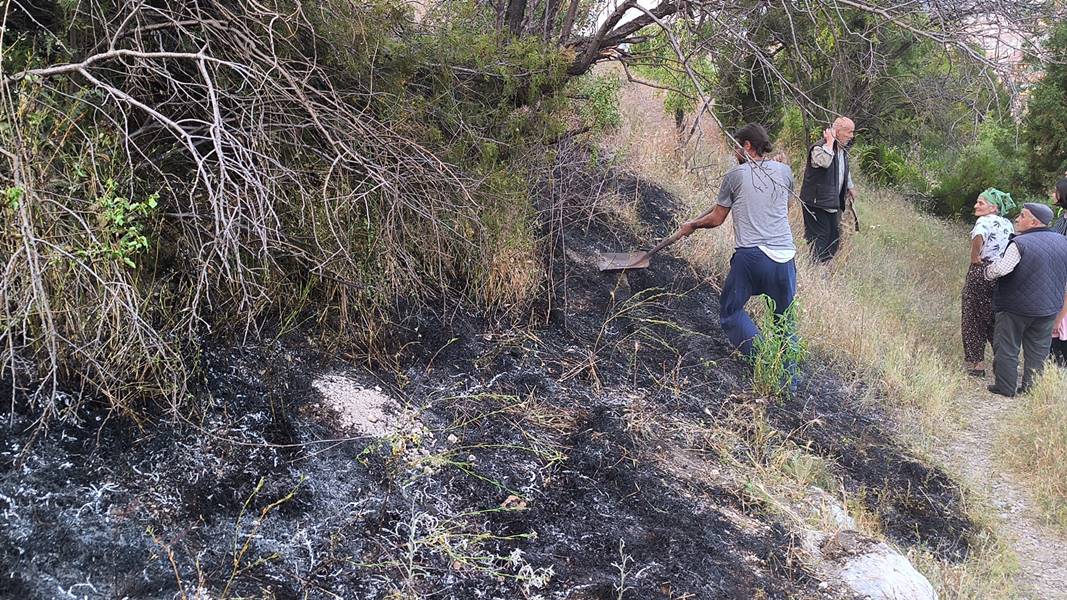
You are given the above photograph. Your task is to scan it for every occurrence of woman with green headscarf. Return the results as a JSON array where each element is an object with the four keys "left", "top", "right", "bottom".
[{"left": 962, "top": 187, "right": 1015, "bottom": 376}]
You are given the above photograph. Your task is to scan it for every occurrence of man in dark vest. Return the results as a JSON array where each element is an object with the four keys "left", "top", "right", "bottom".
[
  {"left": 799, "top": 117, "right": 856, "bottom": 262},
  {"left": 984, "top": 203, "right": 1067, "bottom": 397}
]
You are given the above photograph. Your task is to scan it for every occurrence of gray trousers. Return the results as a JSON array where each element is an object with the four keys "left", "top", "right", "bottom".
[{"left": 992, "top": 311, "right": 1056, "bottom": 394}]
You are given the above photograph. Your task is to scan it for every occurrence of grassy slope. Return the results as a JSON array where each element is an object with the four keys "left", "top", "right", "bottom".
[{"left": 603, "top": 78, "right": 1067, "bottom": 598}]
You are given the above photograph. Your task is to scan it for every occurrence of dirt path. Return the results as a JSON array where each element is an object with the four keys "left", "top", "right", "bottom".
[{"left": 937, "top": 387, "right": 1067, "bottom": 599}]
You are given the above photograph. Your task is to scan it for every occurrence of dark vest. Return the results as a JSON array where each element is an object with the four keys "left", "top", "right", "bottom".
[
  {"left": 1053, "top": 213, "right": 1067, "bottom": 236},
  {"left": 799, "top": 142, "right": 849, "bottom": 210},
  {"left": 993, "top": 228, "right": 1067, "bottom": 317}
]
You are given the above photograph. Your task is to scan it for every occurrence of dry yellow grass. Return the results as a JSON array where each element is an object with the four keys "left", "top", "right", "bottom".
[
  {"left": 998, "top": 366, "right": 1067, "bottom": 531},
  {"left": 791, "top": 190, "right": 969, "bottom": 434}
]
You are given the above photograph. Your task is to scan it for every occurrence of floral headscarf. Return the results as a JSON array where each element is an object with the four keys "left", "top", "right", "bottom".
[{"left": 980, "top": 187, "right": 1016, "bottom": 215}]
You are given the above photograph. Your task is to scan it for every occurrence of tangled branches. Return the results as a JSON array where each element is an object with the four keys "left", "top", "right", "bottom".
[
  {"left": 2, "top": 0, "right": 1063, "bottom": 424},
  {"left": 0, "top": 0, "right": 565, "bottom": 422}
]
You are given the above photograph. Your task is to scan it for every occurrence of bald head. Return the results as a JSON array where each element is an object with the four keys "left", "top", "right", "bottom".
[{"left": 833, "top": 117, "right": 855, "bottom": 145}]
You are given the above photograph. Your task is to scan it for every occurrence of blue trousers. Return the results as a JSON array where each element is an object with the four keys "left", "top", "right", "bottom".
[{"left": 720, "top": 247, "right": 797, "bottom": 355}]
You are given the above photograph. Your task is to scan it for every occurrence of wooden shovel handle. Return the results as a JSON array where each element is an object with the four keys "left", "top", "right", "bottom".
[{"left": 633, "top": 230, "right": 685, "bottom": 265}]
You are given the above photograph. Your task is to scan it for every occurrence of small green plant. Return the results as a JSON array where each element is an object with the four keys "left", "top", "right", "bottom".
[
  {"left": 576, "top": 72, "right": 622, "bottom": 132},
  {"left": 85, "top": 179, "right": 160, "bottom": 267},
  {"left": 751, "top": 296, "right": 807, "bottom": 398},
  {"left": 3, "top": 186, "right": 23, "bottom": 211}
]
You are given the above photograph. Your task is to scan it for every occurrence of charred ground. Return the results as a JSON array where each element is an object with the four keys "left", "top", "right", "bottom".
[{"left": 1, "top": 152, "right": 976, "bottom": 599}]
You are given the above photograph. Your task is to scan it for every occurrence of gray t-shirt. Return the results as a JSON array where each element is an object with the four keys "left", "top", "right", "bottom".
[{"left": 716, "top": 160, "right": 795, "bottom": 251}]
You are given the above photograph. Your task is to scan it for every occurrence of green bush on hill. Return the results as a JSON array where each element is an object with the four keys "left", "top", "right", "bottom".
[
  {"left": 1021, "top": 22, "right": 1067, "bottom": 190},
  {"left": 931, "top": 120, "right": 1025, "bottom": 216},
  {"left": 853, "top": 143, "right": 929, "bottom": 192}
]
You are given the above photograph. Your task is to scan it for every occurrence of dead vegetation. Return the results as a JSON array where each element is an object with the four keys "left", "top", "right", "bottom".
[
  {"left": 998, "top": 367, "right": 1067, "bottom": 532},
  {"left": 0, "top": 0, "right": 573, "bottom": 422}
]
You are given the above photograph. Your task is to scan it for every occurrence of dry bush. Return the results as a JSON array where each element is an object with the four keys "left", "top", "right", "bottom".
[{"left": 0, "top": 0, "right": 569, "bottom": 421}]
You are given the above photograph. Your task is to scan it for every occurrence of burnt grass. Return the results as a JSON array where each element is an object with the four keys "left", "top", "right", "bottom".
[{"left": 1, "top": 155, "right": 977, "bottom": 599}]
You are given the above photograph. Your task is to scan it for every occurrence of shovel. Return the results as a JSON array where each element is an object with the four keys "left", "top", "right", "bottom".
[{"left": 597, "top": 230, "right": 685, "bottom": 272}]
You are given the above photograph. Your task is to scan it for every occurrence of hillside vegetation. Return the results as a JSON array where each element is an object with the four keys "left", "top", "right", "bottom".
[
  {"left": 1, "top": 1, "right": 590, "bottom": 420},
  {"left": 606, "top": 78, "right": 1067, "bottom": 597},
  {"left": 5, "top": 0, "right": 1067, "bottom": 424},
  {"left": 3, "top": 1, "right": 1067, "bottom": 598}
]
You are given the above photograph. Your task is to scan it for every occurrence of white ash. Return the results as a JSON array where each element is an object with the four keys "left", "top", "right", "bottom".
[{"left": 312, "top": 375, "right": 417, "bottom": 438}]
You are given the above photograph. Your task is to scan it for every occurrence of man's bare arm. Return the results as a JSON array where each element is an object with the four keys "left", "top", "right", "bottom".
[{"left": 678, "top": 204, "right": 731, "bottom": 236}]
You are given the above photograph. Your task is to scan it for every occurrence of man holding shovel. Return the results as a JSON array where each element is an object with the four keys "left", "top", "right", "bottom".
[{"left": 676, "top": 123, "right": 798, "bottom": 361}]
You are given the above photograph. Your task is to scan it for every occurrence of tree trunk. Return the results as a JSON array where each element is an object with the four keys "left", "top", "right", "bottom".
[
  {"left": 505, "top": 0, "right": 528, "bottom": 37},
  {"left": 542, "top": 0, "right": 562, "bottom": 41},
  {"left": 558, "top": 0, "right": 580, "bottom": 44},
  {"left": 526, "top": 0, "right": 544, "bottom": 35}
]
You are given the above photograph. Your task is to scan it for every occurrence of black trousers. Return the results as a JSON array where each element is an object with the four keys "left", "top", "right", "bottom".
[
  {"left": 802, "top": 206, "right": 841, "bottom": 263},
  {"left": 961, "top": 264, "right": 996, "bottom": 364},
  {"left": 1052, "top": 338, "right": 1067, "bottom": 367},
  {"left": 992, "top": 311, "right": 1056, "bottom": 394}
]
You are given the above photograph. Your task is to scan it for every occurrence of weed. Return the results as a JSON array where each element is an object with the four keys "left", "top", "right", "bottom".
[
  {"left": 3, "top": 186, "right": 22, "bottom": 211},
  {"left": 751, "top": 296, "right": 806, "bottom": 398},
  {"left": 562, "top": 286, "right": 709, "bottom": 389},
  {"left": 611, "top": 539, "right": 650, "bottom": 600},
  {"left": 365, "top": 501, "right": 554, "bottom": 598},
  {"left": 221, "top": 476, "right": 305, "bottom": 598},
  {"left": 82, "top": 179, "right": 160, "bottom": 267}
]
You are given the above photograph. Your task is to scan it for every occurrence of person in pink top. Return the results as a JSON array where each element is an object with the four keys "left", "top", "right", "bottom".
[{"left": 1050, "top": 178, "right": 1067, "bottom": 366}]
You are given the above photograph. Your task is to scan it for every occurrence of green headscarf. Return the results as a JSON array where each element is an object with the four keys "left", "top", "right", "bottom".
[{"left": 980, "top": 187, "right": 1016, "bottom": 215}]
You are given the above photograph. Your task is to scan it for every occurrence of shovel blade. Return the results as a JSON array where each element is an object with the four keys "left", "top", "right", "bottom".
[{"left": 597, "top": 252, "right": 650, "bottom": 272}]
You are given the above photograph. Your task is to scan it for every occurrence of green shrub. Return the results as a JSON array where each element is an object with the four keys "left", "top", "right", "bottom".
[
  {"left": 629, "top": 27, "right": 717, "bottom": 119},
  {"left": 751, "top": 297, "right": 807, "bottom": 398},
  {"left": 853, "top": 143, "right": 929, "bottom": 192},
  {"left": 1021, "top": 22, "right": 1067, "bottom": 190},
  {"left": 774, "top": 105, "right": 817, "bottom": 169},
  {"left": 931, "top": 120, "right": 1024, "bottom": 216},
  {"left": 574, "top": 72, "right": 622, "bottom": 132}
]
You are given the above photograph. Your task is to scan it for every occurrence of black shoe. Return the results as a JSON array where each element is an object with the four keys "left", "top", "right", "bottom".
[
  {"left": 1017, "top": 385, "right": 1032, "bottom": 396},
  {"left": 987, "top": 384, "right": 1015, "bottom": 398}
]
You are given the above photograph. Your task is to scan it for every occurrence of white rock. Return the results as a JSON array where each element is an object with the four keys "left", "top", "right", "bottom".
[
  {"left": 835, "top": 542, "right": 937, "bottom": 600},
  {"left": 808, "top": 486, "right": 857, "bottom": 531}
]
